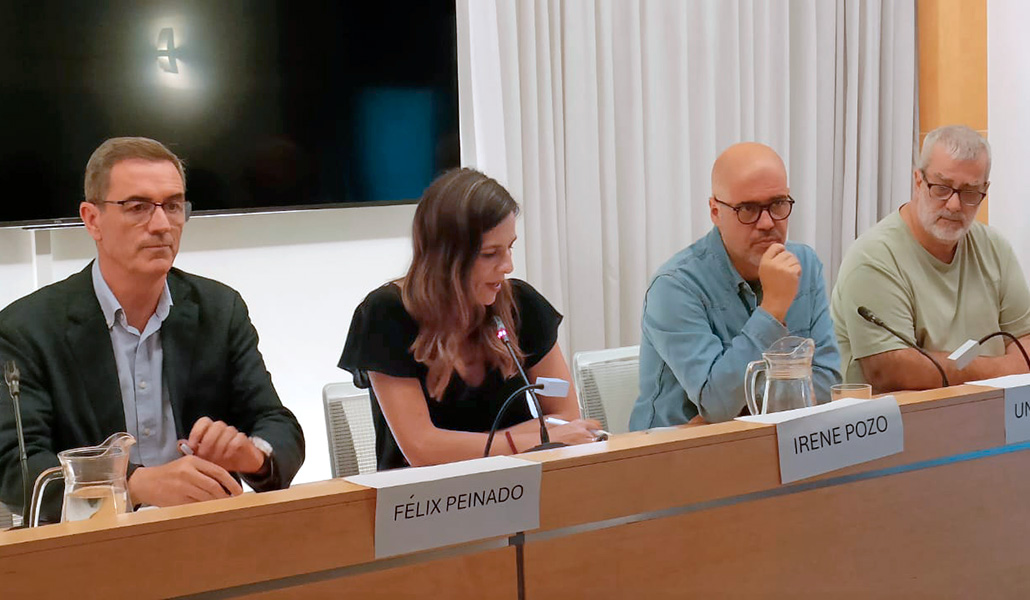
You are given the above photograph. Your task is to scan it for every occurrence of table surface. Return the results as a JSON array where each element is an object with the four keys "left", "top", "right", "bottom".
[{"left": 1, "top": 384, "right": 1021, "bottom": 599}]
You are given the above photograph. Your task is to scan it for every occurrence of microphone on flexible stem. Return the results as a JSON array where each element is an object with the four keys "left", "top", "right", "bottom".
[
  {"left": 490, "top": 316, "right": 566, "bottom": 454},
  {"left": 483, "top": 383, "right": 545, "bottom": 457},
  {"left": 978, "top": 331, "right": 1030, "bottom": 371},
  {"left": 3, "top": 360, "right": 30, "bottom": 526},
  {"left": 857, "top": 306, "right": 949, "bottom": 388}
]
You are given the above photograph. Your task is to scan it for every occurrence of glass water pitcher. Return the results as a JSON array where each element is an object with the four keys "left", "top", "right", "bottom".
[
  {"left": 28, "top": 432, "right": 136, "bottom": 527},
  {"left": 744, "top": 336, "right": 816, "bottom": 415}
]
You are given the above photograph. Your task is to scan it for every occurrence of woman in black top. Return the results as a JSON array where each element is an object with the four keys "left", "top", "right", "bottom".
[{"left": 339, "top": 168, "right": 600, "bottom": 469}]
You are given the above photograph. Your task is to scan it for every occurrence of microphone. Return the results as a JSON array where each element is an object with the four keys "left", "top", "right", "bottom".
[
  {"left": 483, "top": 382, "right": 545, "bottom": 457},
  {"left": 857, "top": 307, "right": 949, "bottom": 388},
  {"left": 490, "top": 316, "right": 565, "bottom": 452},
  {"left": 3, "top": 360, "right": 30, "bottom": 524}
]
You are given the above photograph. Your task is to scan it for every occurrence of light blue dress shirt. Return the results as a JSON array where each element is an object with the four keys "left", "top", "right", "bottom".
[
  {"left": 91, "top": 260, "right": 179, "bottom": 466},
  {"left": 629, "top": 228, "right": 841, "bottom": 429}
]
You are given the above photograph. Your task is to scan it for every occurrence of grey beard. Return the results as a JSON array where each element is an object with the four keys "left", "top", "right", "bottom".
[{"left": 916, "top": 202, "right": 971, "bottom": 243}]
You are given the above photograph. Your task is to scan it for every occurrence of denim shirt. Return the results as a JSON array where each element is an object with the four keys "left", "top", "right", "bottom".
[{"left": 629, "top": 228, "right": 841, "bottom": 429}]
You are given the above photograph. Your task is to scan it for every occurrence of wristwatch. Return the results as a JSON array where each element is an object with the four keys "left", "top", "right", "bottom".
[
  {"left": 250, "top": 436, "right": 273, "bottom": 458},
  {"left": 249, "top": 436, "right": 274, "bottom": 475},
  {"left": 250, "top": 434, "right": 273, "bottom": 456}
]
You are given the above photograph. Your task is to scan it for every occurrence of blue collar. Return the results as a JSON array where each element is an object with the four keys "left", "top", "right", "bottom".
[{"left": 91, "top": 259, "right": 173, "bottom": 330}]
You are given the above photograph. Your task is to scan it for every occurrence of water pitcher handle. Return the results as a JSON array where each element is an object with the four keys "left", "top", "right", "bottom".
[
  {"left": 744, "top": 360, "right": 766, "bottom": 415},
  {"left": 28, "top": 467, "right": 63, "bottom": 527}
]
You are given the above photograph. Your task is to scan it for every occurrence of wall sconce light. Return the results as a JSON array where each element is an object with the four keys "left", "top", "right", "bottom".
[{"left": 156, "top": 27, "right": 179, "bottom": 73}]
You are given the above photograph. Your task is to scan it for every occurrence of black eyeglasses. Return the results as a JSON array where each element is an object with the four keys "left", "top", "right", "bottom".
[
  {"left": 713, "top": 196, "right": 794, "bottom": 225},
  {"left": 98, "top": 199, "right": 192, "bottom": 224},
  {"left": 920, "top": 170, "right": 988, "bottom": 206}
]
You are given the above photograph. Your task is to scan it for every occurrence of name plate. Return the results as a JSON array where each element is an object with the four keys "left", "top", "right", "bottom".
[
  {"left": 346, "top": 455, "right": 542, "bottom": 559},
  {"left": 969, "top": 374, "right": 1030, "bottom": 444},
  {"left": 739, "top": 397, "right": 904, "bottom": 484},
  {"left": 1005, "top": 385, "right": 1030, "bottom": 443}
]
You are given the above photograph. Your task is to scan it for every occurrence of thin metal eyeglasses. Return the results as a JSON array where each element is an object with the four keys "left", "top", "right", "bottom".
[
  {"left": 920, "top": 170, "right": 988, "bottom": 207},
  {"left": 98, "top": 199, "right": 193, "bottom": 224},
  {"left": 713, "top": 196, "right": 794, "bottom": 225}
]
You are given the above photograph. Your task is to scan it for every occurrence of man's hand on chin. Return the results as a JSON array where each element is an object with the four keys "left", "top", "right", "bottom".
[{"left": 758, "top": 243, "right": 801, "bottom": 323}]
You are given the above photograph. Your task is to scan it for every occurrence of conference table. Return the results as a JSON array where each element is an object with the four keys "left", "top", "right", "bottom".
[{"left": 2, "top": 384, "right": 1028, "bottom": 598}]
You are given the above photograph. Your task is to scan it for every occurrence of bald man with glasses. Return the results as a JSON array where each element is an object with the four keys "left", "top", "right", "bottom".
[
  {"left": 630, "top": 142, "right": 841, "bottom": 430},
  {"left": 0, "top": 137, "right": 304, "bottom": 522},
  {"left": 832, "top": 125, "right": 1030, "bottom": 393}
]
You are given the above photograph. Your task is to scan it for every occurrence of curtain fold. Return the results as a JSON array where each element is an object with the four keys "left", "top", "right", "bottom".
[{"left": 460, "top": 0, "right": 916, "bottom": 360}]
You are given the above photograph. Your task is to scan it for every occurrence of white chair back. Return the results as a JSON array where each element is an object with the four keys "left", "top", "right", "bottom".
[
  {"left": 322, "top": 382, "right": 378, "bottom": 478},
  {"left": 572, "top": 345, "right": 640, "bottom": 434}
]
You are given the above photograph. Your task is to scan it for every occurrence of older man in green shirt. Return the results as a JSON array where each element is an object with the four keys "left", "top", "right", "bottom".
[{"left": 832, "top": 125, "right": 1030, "bottom": 393}]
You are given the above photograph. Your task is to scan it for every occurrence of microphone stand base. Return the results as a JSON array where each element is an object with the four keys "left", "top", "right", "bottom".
[{"left": 524, "top": 442, "right": 568, "bottom": 453}]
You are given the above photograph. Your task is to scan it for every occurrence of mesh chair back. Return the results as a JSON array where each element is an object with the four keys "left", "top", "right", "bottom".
[
  {"left": 572, "top": 346, "right": 640, "bottom": 434},
  {"left": 322, "top": 382, "right": 378, "bottom": 478}
]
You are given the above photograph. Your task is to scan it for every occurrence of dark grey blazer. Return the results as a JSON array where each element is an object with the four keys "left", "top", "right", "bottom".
[{"left": 0, "top": 264, "right": 304, "bottom": 520}]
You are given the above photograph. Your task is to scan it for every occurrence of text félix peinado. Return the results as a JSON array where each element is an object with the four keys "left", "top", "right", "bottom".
[{"left": 394, "top": 485, "right": 525, "bottom": 521}]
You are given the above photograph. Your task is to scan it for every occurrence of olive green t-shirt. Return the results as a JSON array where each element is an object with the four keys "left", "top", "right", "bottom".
[{"left": 831, "top": 210, "right": 1030, "bottom": 384}]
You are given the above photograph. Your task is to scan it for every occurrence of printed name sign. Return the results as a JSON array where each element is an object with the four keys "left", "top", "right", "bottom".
[
  {"left": 1005, "top": 385, "right": 1030, "bottom": 443},
  {"left": 739, "top": 397, "right": 904, "bottom": 484},
  {"left": 968, "top": 374, "right": 1030, "bottom": 444},
  {"left": 346, "top": 455, "right": 542, "bottom": 559}
]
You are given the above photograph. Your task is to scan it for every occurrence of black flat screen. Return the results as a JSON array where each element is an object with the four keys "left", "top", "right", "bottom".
[{"left": 0, "top": 0, "right": 459, "bottom": 226}]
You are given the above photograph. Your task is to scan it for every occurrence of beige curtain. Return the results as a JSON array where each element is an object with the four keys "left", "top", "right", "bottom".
[{"left": 459, "top": 0, "right": 917, "bottom": 360}]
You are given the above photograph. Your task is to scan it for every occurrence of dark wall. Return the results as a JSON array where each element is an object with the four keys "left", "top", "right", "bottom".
[{"left": 0, "top": 0, "right": 458, "bottom": 225}]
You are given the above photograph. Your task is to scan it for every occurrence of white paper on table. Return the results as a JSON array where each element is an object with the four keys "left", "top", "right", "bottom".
[
  {"left": 735, "top": 397, "right": 869, "bottom": 425},
  {"left": 347, "top": 455, "right": 535, "bottom": 488},
  {"left": 968, "top": 373, "right": 1030, "bottom": 389}
]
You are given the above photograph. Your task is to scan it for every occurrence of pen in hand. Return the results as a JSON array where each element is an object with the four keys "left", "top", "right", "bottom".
[
  {"left": 178, "top": 440, "right": 238, "bottom": 496},
  {"left": 544, "top": 417, "right": 611, "bottom": 441}
]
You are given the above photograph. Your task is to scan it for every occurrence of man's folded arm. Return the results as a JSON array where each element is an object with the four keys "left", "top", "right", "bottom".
[{"left": 845, "top": 262, "right": 1030, "bottom": 392}]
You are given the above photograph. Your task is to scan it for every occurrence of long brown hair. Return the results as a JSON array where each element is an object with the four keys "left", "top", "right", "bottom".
[{"left": 401, "top": 168, "right": 523, "bottom": 399}]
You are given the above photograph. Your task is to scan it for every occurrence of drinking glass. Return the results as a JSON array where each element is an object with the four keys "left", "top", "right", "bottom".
[{"left": 831, "top": 383, "right": 872, "bottom": 401}]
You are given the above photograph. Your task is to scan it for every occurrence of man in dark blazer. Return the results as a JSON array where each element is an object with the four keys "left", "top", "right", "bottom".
[{"left": 0, "top": 137, "right": 304, "bottom": 522}]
